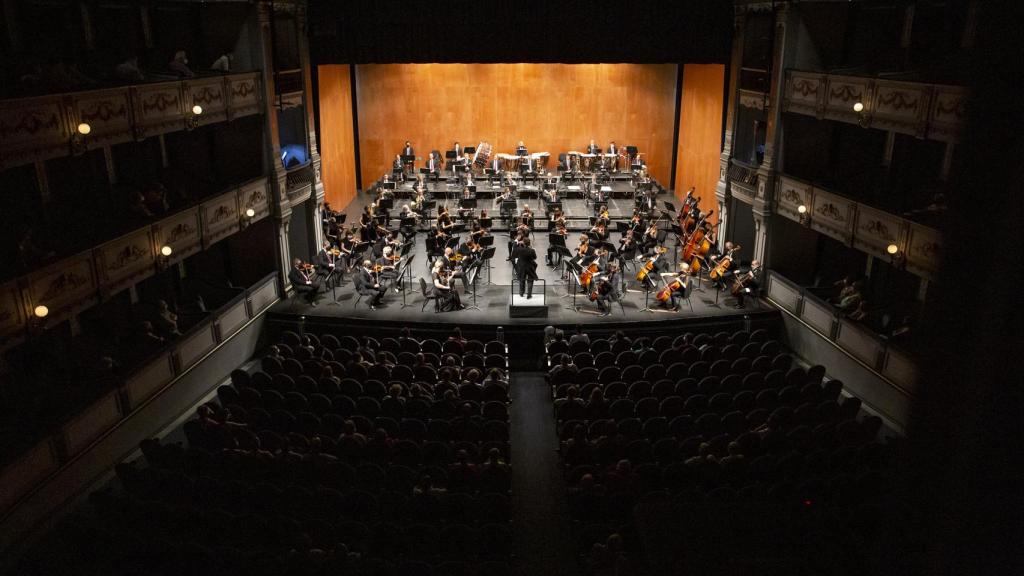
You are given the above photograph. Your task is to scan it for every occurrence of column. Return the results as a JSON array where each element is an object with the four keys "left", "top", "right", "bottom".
[
  {"left": 256, "top": 2, "right": 293, "bottom": 290},
  {"left": 754, "top": 3, "right": 798, "bottom": 268},
  {"left": 297, "top": 3, "right": 325, "bottom": 251},
  {"left": 715, "top": 9, "right": 747, "bottom": 249}
]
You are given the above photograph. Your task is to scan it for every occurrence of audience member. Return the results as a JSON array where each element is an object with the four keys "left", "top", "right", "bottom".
[
  {"left": 152, "top": 300, "right": 181, "bottom": 338},
  {"left": 569, "top": 324, "right": 590, "bottom": 346},
  {"left": 114, "top": 56, "right": 145, "bottom": 82},
  {"left": 210, "top": 52, "right": 234, "bottom": 72},
  {"left": 168, "top": 50, "right": 195, "bottom": 78}
]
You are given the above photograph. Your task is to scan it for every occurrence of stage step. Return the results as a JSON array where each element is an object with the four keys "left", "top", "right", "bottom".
[{"left": 509, "top": 293, "right": 548, "bottom": 318}]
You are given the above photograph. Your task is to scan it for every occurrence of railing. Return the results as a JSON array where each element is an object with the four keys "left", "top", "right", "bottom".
[
  {"left": 0, "top": 176, "right": 272, "bottom": 353},
  {"left": 0, "top": 272, "right": 280, "bottom": 518},
  {"left": 782, "top": 69, "right": 968, "bottom": 142},
  {"left": 285, "top": 161, "right": 315, "bottom": 204},
  {"left": 763, "top": 270, "right": 919, "bottom": 397},
  {"left": 772, "top": 173, "right": 942, "bottom": 281},
  {"left": 0, "top": 71, "right": 263, "bottom": 171}
]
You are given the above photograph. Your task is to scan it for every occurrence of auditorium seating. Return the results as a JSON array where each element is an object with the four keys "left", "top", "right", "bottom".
[
  {"left": 20, "top": 329, "right": 513, "bottom": 576},
  {"left": 546, "top": 327, "right": 895, "bottom": 572}
]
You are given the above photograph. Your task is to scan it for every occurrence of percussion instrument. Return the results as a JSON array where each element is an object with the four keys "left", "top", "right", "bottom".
[
  {"left": 498, "top": 153, "right": 521, "bottom": 173},
  {"left": 600, "top": 153, "right": 618, "bottom": 172},
  {"left": 530, "top": 152, "right": 551, "bottom": 174},
  {"left": 579, "top": 153, "right": 598, "bottom": 172},
  {"left": 473, "top": 141, "right": 492, "bottom": 168}
]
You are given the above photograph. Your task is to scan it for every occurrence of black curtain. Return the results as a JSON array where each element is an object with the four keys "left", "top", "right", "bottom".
[{"left": 310, "top": 0, "right": 732, "bottom": 64}]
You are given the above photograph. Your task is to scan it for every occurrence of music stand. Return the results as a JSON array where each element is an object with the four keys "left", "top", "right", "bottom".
[
  {"left": 479, "top": 217, "right": 493, "bottom": 230},
  {"left": 378, "top": 197, "right": 394, "bottom": 211},
  {"left": 546, "top": 201, "right": 562, "bottom": 215},
  {"left": 501, "top": 200, "right": 518, "bottom": 224},
  {"left": 446, "top": 151, "right": 458, "bottom": 177},
  {"left": 464, "top": 146, "right": 476, "bottom": 154},
  {"left": 398, "top": 254, "right": 416, "bottom": 308},
  {"left": 480, "top": 246, "right": 497, "bottom": 285},
  {"left": 459, "top": 197, "right": 478, "bottom": 220},
  {"left": 420, "top": 167, "right": 439, "bottom": 182},
  {"left": 464, "top": 261, "right": 482, "bottom": 311},
  {"left": 663, "top": 201, "right": 676, "bottom": 213}
]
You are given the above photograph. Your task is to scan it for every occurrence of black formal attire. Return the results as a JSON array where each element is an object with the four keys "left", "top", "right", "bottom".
[
  {"left": 608, "top": 143, "right": 618, "bottom": 155},
  {"left": 355, "top": 266, "right": 386, "bottom": 306},
  {"left": 433, "top": 271, "right": 462, "bottom": 311},
  {"left": 586, "top": 143, "right": 600, "bottom": 154},
  {"left": 594, "top": 270, "right": 622, "bottom": 314},
  {"left": 403, "top": 145, "right": 414, "bottom": 157},
  {"left": 516, "top": 145, "right": 528, "bottom": 156},
  {"left": 733, "top": 267, "right": 762, "bottom": 308},
  {"left": 289, "top": 266, "right": 321, "bottom": 304},
  {"left": 375, "top": 256, "right": 400, "bottom": 289},
  {"left": 317, "top": 249, "right": 341, "bottom": 288},
  {"left": 512, "top": 244, "right": 538, "bottom": 297}
]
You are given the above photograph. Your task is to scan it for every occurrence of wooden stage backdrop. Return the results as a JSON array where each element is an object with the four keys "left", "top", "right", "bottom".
[
  {"left": 674, "top": 63, "right": 726, "bottom": 226},
  {"left": 353, "top": 63, "right": 679, "bottom": 190},
  {"left": 317, "top": 65, "right": 358, "bottom": 210}
]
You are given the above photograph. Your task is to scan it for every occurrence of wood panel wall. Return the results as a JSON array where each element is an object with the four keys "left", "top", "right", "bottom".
[
  {"left": 674, "top": 64, "right": 726, "bottom": 226},
  {"left": 354, "top": 64, "right": 678, "bottom": 188},
  {"left": 317, "top": 65, "right": 358, "bottom": 209}
]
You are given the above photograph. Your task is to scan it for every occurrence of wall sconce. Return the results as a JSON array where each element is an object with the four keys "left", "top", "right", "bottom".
[
  {"left": 70, "top": 122, "right": 91, "bottom": 154},
  {"left": 29, "top": 304, "right": 49, "bottom": 332},
  {"left": 186, "top": 104, "right": 203, "bottom": 130},
  {"left": 853, "top": 101, "right": 870, "bottom": 128},
  {"left": 34, "top": 305, "right": 49, "bottom": 319},
  {"left": 157, "top": 244, "right": 173, "bottom": 270},
  {"left": 797, "top": 204, "right": 810, "bottom": 226},
  {"left": 241, "top": 207, "right": 256, "bottom": 229},
  {"left": 886, "top": 243, "right": 906, "bottom": 268}
]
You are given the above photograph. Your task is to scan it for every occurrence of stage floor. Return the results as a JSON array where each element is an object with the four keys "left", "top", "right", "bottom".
[{"left": 277, "top": 223, "right": 770, "bottom": 327}]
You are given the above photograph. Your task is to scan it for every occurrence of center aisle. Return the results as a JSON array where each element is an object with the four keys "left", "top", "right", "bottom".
[{"left": 510, "top": 372, "right": 576, "bottom": 576}]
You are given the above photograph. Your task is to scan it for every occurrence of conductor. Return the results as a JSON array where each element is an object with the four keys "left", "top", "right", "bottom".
[{"left": 512, "top": 238, "right": 539, "bottom": 298}]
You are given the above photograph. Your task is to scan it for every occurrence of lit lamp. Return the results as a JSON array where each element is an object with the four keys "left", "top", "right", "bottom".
[
  {"left": 245, "top": 208, "right": 256, "bottom": 218},
  {"left": 186, "top": 104, "right": 203, "bottom": 130},
  {"left": 161, "top": 245, "right": 173, "bottom": 257},
  {"left": 240, "top": 206, "right": 257, "bottom": 229},
  {"left": 71, "top": 122, "right": 92, "bottom": 154},
  {"left": 853, "top": 101, "right": 869, "bottom": 127},
  {"left": 797, "top": 204, "right": 810, "bottom": 226},
  {"left": 886, "top": 243, "right": 906, "bottom": 268},
  {"left": 34, "top": 305, "right": 49, "bottom": 318}
]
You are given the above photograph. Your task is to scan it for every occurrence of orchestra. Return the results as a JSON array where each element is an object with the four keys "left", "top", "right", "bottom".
[{"left": 304, "top": 142, "right": 764, "bottom": 314}]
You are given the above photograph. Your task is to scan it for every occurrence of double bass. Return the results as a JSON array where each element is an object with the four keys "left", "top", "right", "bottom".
[{"left": 709, "top": 245, "right": 741, "bottom": 281}]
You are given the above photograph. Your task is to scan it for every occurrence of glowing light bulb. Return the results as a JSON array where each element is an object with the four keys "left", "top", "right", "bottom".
[
  {"left": 886, "top": 243, "right": 899, "bottom": 255},
  {"left": 34, "top": 305, "right": 49, "bottom": 318},
  {"left": 245, "top": 208, "right": 256, "bottom": 218},
  {"left": 192, "top": 105, "right": 203, "bottom": 115},
  {"left": 797, "top": 204, "right": 807, "bottom": 214},
  {"left": 77, "top": 122, "right": 91, "bottom": 135},
  {"left": 161, "top": 245, "right": 173, "bottom": 257},
  {"left": 853, "top": 102, "right": 864, "bottom": 113}
]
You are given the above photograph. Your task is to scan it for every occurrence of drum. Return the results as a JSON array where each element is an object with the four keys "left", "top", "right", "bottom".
[
  {"left": 600, "top": 153, "right": 618, "bottom": 172},
  {"left": 566, "top": 151, "right": 582, "bottom": 172},
  {"left": 499, "top": 153, "right": 521, "bottom": 173},
  {"left": 580, "top": 153, "right": 597, "bottom": 172},
  {"left": 532, "top": 152, "right": 550, "bottom": 174}
]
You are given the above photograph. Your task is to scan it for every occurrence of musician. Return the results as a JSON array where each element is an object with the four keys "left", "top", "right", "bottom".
[
  {"left": 543, "top": 183, "right": 559, "bottom": 205},
  {"left": 392, "top": 154, "right": 405, "bottom": 181},
  {"left": 316, "top": 240, "right": 341, "bottom": 288},
  {"left": 608, "top": 141, "right": 618, "bottom": 156},
  {"left": 437, "top": 206, "right": 454, "bottom": 238},
  {"left": 642, "top": 221, "right": 661, "bottom": 253},
  {"left": 545, "top": 219, "right": 568, "bottom": 266},
  {"left": 432, "top": 259, "right": 464, "bottom": 311},
  {"left": 627, "top": 211, "right": 645, "bottom": 235},
  {"left": 375, "top": 246, "right": 401, "bottom": 291},
  {"left": 411, "top": 185, "right": 426, "bottom": 214},
  {"left": 453, "top": 141, "right": 462, "bottom": 158},
  {"left": 574, "top": 235, "right": 594, "bottom": 267},
  {"left": 337, "top": 231, "right": 357, "bottom": 271},
  {"left": 515, "top": 141, "right": 528, "bottom": 156},
  {"left": 659, "top": 262, "right": 690, "bottom": 311},
  {"left": 593, "top": 262, "right": 622, "bottom": 316},
  {"left": 443, "top": 246, "right": 473, "bottom": 294},
  {"left": 638, "top": 246, "right": 669, "bottom": 290},
  {"left": 550, "top": 207, "right": 567, "bottom": 229},
  {"left": 496, "top": 186, "right": 515, "bottom": 222},
  {"left": 732, "top": 260, "right": 763, "bottom": 309},
  {"left": 490, "top": 155, "right": 503, "bottom": 182},
  {"left": 359, "top": 206, "right": 378, "bottom": 242},
  {"left": 354, "top": 259, "right": 386, "bottom": 309},
  {"left": 589, "top": 221, "right": 608, "bottom": 243},
  {"left": 619, "top": 229, "right": 637, "bottom": 255},
  {"left": 426, "top": 152, "right": 441, "bottom": 176},
  {"left": 470, "top": 222, "right": 488, "bottom": 244},
  {"left": 289, "top": 258, "right": 322, "bottom": 305},
  {"left": 458, "top": 237, "right": 482, "bottom": 266},
  {"left": 511, "top": 238, "right": 538, "bottom": 298},
  {"left": 520, "top": 204, "right": 534, "bottom": 228},
  {"left": 402, "top": 141, "right": 414, "bottom": 156},
  {"left": 587, "top": 139, "right": 600, "bottom": 154}
]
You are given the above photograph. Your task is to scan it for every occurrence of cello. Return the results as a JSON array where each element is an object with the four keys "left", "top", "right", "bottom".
[
  {"left": 656, "top": 277, "right": 688, "bottom": 303},
  {"left": 709, "top": 245, "right": 740, "bottom": 281},
  {"left": 635, "top": 246, "right": 667, "bottom": 283}
]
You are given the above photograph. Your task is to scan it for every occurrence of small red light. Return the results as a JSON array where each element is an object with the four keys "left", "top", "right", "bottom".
[{"left": 803, "top": 499, "right": 813, "bottom": 506}]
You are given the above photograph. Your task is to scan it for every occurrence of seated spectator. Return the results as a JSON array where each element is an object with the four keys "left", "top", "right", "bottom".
[
  {"left": 549, "top": 354, "right": 577, "bottom": 381},
  {"left": 836, "top": 281, "right": 865, "bottom": 313},
  {"left": 569, "top": 324, "right": 590, "bottom": 346},
  {"left": 168, "top": 50, "right": 194, "bottom": 78},
  {"left": 585, "top": 388, "right": 609, "bottom": 420},
  {"left": 555, "top": 385, "right": 585, "bottom": 417},
  {"left": 848, "top": 300, "right": 870, "bottom": 322},
  {"left": 484, "top": 368, "right": 508, "bottom": 388},
  {"left": 588, "top": 533, "right": 630, "bottom": 576},
  {"left": 137, "top": 320, "right": 166, "bottom": 352},
  {"left": 447, "top": 449, "right": 479, "bottom": 492},
  {"left": 562, "top": 424, "right": 592, "bottom": 467},
  {"left": 603, "top": 459, "right": 636, "bottom": 494},
  {"left": 462, "top": 367, "right": 482, "bottom": 386},
  {"left": 888, "top": 314, "right": 913, "bottom": 342},
  {"left": 152, "top": 300, "right": 181, "bottom": 338},
  {"left": 413, "top": 473, "right": 447, "bottom": 496},
  {"left": 399, "top": 327, "right": 419, "bottom": 348},
  {"left": 375, "top": 351, "right": 394, "bottom": 369},
  {"left": 365, "top": 428, "right": 393, "bottom": 462},
  {"left": 128, "top": 191, "right": 153, "bottom": 219},
  {"left": 448, "top": 327, "right": 468, "bottom": 346},
  {"left": 543, "top": 325, "right": 565, "bottom": 345},
  {"left": 142, "top": 182, "right": 169, "bottom": 215},
  {"left": 386, "top": 384, "right": 405, "bottom": 403},
  {"left": 210, "top": 52, "right": 234, "bottom": 72},
  {"left": 338, "top": 420, "right": 366, "bottom": 449},
  {"left": 114, "top": 56, "right": 145, "bottom": 82},
  {"left": 16, "top": 227, "right": 54, "bottom": 270}
]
